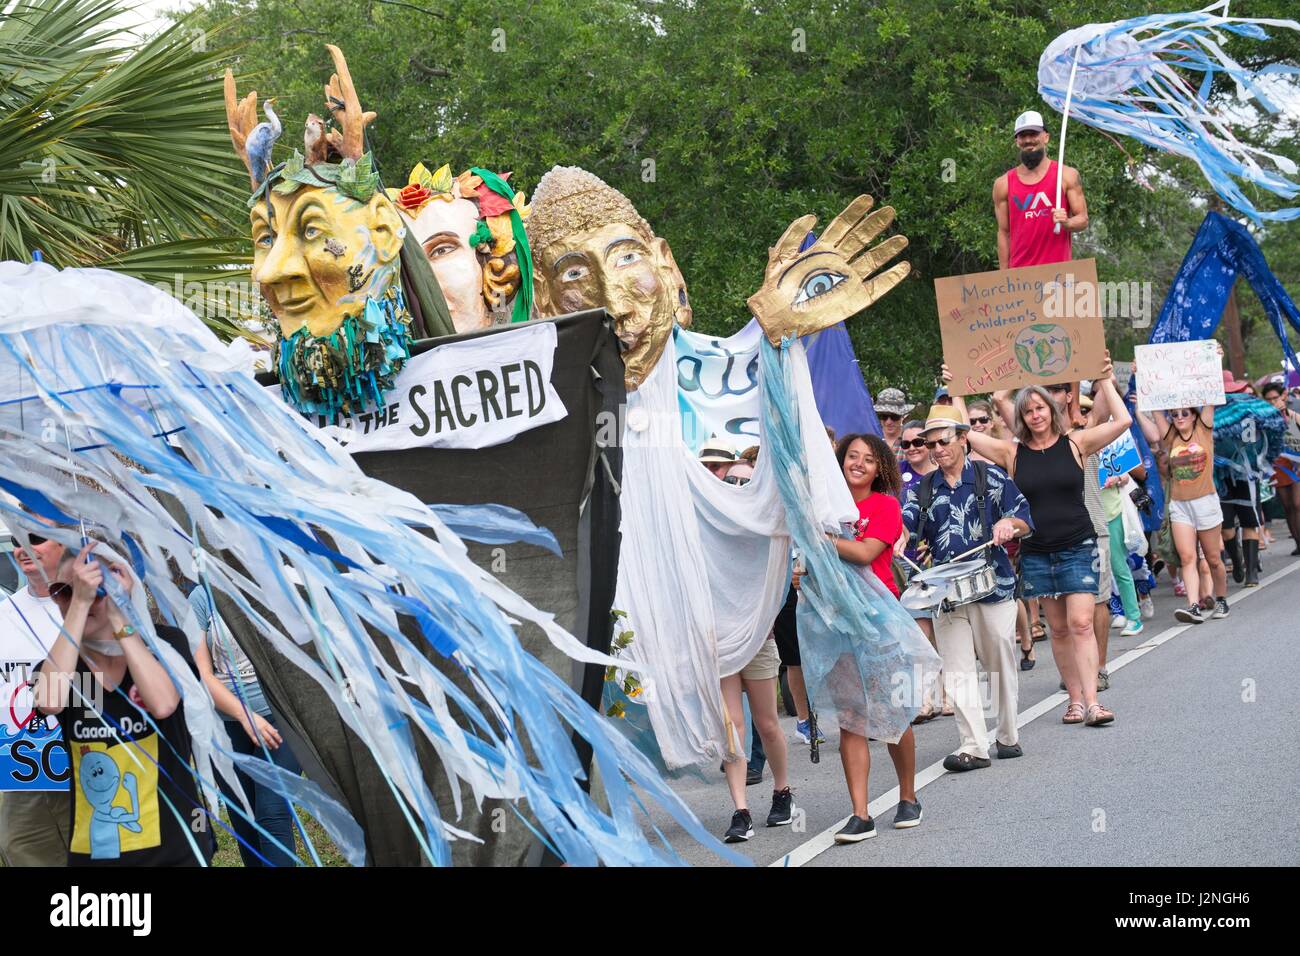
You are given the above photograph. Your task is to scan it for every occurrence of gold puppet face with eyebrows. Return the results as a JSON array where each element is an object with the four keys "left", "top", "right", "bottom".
[
  {"left": 250, "top": 184, "right": 404, "bottom": 339},
  {"left": 534, "top": 221, "right": 690, "bottom": 390}
]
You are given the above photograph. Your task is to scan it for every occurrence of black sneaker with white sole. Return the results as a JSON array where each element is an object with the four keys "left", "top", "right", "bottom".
[
  {"left": 1212, "top": 597, "right": 1230, "bottom": 619},
  {"left": 724, "top": 809, "right": 754, "bottom": 843},
  {"left": 834, "top": 815, "right": 876, "bottom": 843},
  {"left": 766, "top": 788, "right": 793, "bottom": 827},
  {"left": 893, "top": 800, "right": 922, "bottom": 829},
  {"left": 1174, "top": 604, "right": 1204, "bottom": 625}
]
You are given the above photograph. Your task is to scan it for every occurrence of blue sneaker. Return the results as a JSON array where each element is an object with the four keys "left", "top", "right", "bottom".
[{"left": 795, "top": 720, "right": 825, "bottom": 745}]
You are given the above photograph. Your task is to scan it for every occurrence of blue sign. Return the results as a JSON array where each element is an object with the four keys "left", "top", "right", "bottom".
[
  {"left": 1, "top": 713, "right": 70, "bottom": 792},
  {"left": 1099, "top": 431, "right": 1143, "bottom": 480}
]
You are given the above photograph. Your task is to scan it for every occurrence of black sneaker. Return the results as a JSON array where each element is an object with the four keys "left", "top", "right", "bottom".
[
  {"left": 995, "top": 740, "right": 1023, "bottom": 759},
  {"left": 833, "top": 815, "right": 876, "bottom": 844},
  {"left": 724, "top": 809, "right": 754, "bottom": 843},
  {"left": 766, "top": 788, "right": 793, "bottom": 827},
  {"left": 1212, "top": 597, "right": 1230, "bottom": 619},
  {"left": 1174, "top": 604, "right": 1204, "bottom": 625},
  {"left": 942, "top": 752, "right": 991, "bottom": 772},
  {"left": 893, "top": 800, "right": 923, "bottom": 829}
]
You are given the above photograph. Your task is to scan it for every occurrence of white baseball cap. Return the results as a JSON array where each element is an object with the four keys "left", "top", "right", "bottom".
[{"left": 1014, "top": 110, "right": 1047, "bottom": 135}]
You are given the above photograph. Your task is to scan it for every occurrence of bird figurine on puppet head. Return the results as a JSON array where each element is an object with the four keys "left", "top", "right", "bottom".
[
  {"left": 303, "top": 112, "right": 342, "bottom": 166},
  {"left": 245, "top": 98, "right": 283, "bottom": 185}
]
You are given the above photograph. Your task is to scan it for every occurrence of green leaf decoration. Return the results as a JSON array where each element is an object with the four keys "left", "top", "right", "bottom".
[
  {"left": 282, "top": 149, "right": 304, "bottom": 180},
  {"left": 336, "top": 154, "right": 380, "bottom": 203},
  {"left": 429, "top": 163, "right": 454, "bottom": 194}
]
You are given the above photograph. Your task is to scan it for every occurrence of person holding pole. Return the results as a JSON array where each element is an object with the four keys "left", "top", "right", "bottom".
[{"left": 994, "top": 110, "right": 1089, "bottom": 269}]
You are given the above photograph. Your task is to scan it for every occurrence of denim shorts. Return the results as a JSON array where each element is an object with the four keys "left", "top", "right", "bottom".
[{"left": 1020, "top": 538, "right": 1100, "bottom": 599}]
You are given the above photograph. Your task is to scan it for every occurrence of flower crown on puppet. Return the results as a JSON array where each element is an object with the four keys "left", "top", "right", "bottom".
[{"left": 388, "top": 163, "right": 534, "bottom": 325}]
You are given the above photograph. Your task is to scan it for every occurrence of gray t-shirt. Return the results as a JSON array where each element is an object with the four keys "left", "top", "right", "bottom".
[{"left": 188, "top": 586, "right": 258, "bottom": 688}]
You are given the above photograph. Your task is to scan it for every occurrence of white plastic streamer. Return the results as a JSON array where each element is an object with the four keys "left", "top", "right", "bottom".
[
  {"left": 0, "top": 261, "right": 744, "bottom": 867},
  {"left": 1038, "top": 2, "right": 1300, "bottom": 222}
]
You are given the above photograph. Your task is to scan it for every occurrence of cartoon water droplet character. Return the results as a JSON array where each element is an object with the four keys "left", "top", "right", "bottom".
[{"left": 78, "top": 746, "right": 142, "bottom": 860}]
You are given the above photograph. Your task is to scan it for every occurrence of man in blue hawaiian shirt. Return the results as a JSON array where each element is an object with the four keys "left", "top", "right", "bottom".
[{"left": 899, "top": 406, "right": 1033, "bottom": 772}]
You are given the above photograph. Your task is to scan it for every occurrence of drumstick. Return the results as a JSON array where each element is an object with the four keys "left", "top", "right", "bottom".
[
  {"left": 898, "top": 553, "right": 927, "bottom": 575},
  {"left": 946, "top": 528, "right": 1024, "bottom": 565}
]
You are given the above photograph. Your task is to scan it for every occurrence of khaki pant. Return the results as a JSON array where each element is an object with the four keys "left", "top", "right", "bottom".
[
  {"left": 0, "top": 790, "right": 71, "bottom": 866},
  {"left": 934, "top": 599, "right": 1020, "bottom": 759}
]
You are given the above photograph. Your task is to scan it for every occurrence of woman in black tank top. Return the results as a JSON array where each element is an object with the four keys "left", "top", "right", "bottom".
[{"left": 947, "top": 363, "right": 1132, "bottom": 728}]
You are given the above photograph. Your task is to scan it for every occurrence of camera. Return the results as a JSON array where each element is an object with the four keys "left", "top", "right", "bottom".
[{"left": 1129, "top": 484, "right": 1154, "bottom": 515}]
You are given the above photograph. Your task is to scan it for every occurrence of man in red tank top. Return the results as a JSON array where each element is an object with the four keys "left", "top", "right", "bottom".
[{"left": 993, "top": 110, "right": 1089, "bottom": 268}]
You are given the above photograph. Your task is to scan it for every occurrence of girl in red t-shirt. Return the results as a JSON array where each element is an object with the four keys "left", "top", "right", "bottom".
[{"left": 823, "top": 433, "right": 921, "bottom": 832}]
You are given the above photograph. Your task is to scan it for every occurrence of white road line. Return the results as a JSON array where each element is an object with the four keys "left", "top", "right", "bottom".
[{"left": 770, "top": 556, "right": 1300, "bottom": 868}]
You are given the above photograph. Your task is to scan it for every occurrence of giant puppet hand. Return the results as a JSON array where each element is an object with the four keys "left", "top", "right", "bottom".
[{"left": 746, "top": 195, "right": 910, "bottom": 347}]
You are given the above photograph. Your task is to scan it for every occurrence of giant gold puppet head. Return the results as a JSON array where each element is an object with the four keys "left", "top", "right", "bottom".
[
  {"left": 527, "top": 166, "right": 691, "bottom": 390},
  {"left": 226, "top": 46, "right": 411, "bottom": 418},
  {"left": 388, "top": 164, "right": 532, "bottom": 333}
]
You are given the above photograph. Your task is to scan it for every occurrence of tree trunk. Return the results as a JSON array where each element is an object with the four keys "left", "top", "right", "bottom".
[{"left": 1221, "top": 278, "right": 1247, "bottom": 379}]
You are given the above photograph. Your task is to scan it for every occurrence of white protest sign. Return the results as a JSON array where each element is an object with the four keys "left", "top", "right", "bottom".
[
  {"left": 1134, "top": 340, "right": 1224, "bottom": 411},
  {"left": 287, "top": 322, "right": 568, "bottom": 452},
  {"left": 1111, "top": 360, "right": 1134, "bottom": 395}
]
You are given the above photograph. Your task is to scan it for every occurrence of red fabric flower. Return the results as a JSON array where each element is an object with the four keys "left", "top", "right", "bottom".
[{"left": 396, "top": 182, "right": 433, "bottom": 211}]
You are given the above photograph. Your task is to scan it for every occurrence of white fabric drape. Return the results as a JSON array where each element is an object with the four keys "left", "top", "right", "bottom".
[{"left": 616, "top": 321, "right": 854, "bottom": 769}]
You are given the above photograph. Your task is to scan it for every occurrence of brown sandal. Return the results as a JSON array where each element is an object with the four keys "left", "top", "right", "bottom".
[
  {"left": 1084, "top": 703, "right": 1114, "bottom": 726},
  {"left": 1031, "top": 622, "right": 1047, "bottom": 642},
  {"left": 1062, "top": 702, "right": 1085, "bottom": 724}
]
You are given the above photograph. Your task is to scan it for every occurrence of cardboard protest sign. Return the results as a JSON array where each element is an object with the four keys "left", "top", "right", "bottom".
[
  {"left": 1098, "top": 430, "right": 1143, "bottom": 480},
  {"left": 935, "top": 259, "right": 1106, "bottom": 396},
  {"left": 1134, "top": 340, "right": 1224, "bottom": 411}
]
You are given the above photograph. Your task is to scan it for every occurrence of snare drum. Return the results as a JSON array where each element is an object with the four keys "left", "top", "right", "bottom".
[
  {"left": 940, "top": 559, "right": 998, "bottom": 609},
  {"left": 908, "top": 558, "right": 997, "bottom": 612}
]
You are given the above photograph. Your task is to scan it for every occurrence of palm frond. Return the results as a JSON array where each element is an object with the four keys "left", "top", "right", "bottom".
[{"left": 0, "top": 0, "right": 260, "bottom": 339}]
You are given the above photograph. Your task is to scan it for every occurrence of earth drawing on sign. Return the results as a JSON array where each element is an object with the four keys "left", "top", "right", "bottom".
[{"left": 1014, "top": 323, "right": 1073, "bottom": 377}]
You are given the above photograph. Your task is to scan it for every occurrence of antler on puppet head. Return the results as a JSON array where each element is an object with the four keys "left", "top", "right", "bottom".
[
  {"left": 323, "top": 44, "right": 377, "bottom": 163},
  {"left": 223, "top": 69, "right": 260, "bottom": 188}
]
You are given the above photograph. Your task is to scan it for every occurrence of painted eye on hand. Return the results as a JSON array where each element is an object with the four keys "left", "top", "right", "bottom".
[
  {"left": 562, "top": 264, "right": 590, "bottom": 282},
  {"left": 792, "top": 271, "right": 847, "bottom": 306}
]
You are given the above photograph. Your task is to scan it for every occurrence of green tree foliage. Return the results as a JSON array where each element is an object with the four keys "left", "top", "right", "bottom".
[
  {"left": 0, "top": 0, "right": 257, "bottom": 338},
  {"left": 194, "top": 0, "right": 1299, "bottom": 383}
]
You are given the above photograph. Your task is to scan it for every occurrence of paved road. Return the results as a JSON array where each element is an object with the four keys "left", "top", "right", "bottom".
[{"left": 652, "top": 545, "right": 1299, "bottom": 867}]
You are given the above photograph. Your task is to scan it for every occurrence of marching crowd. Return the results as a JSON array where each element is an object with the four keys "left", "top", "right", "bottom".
[
  {"left": 2, "top": 107, "right": 1298, "bottom": 866},
  {"left": 695, "top": 361, "right": 1300, "bottom": 847}
]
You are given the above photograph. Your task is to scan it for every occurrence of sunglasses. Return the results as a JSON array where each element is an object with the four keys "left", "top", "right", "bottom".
[
  {"left": 970, "top": 416, "right": 990, "bottom": 426},
  {"left": 722, "top": 475, "right": 750, "bottom": 486},
  {"left": 20, "top": 534, "right": 49, "bottom": 546},
  {"left": 1170, "top": 410, "right": 1194, "bottom": 419},
  {"left": 923, "top": 437, "right": 958, "bottom": 450},
  {"left": 898, "top": 438, "right": 928, "bottom": 449},
  {"left": 878, "top": 413, "right": 902, "bottom": 422},
  {"left": 1046, "top": 384, "right": 1071, "bottom": 394}
]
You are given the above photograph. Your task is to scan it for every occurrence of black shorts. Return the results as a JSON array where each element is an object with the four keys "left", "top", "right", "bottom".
[
  {"left": 1220, "top": 479, "right": 1260, "bottom": 529},
  {"left": 772, "top": 585, "right": 800, "bottom": 667}
]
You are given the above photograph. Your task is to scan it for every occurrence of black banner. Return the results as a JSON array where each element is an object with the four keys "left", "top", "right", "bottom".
[{"left": 239, "top": 310, "right": 624, "bottom": 865}]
